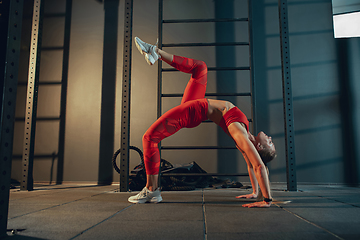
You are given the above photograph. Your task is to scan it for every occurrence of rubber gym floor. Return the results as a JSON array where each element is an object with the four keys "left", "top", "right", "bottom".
[{"left": 4, "top": 183, "right": 360, "bottom": 240}]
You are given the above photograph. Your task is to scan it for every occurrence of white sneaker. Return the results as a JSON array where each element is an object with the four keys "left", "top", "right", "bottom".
[
  {"left": 134, "top": 37, "right": 160, "bottom": 65},
  {"left": 128, "top": 187, "right": 163, "bottom": 204}
]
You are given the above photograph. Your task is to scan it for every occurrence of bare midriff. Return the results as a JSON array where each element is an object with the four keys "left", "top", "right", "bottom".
[{"left": 206, "top": 99, "right": 235, "bottom": 125}]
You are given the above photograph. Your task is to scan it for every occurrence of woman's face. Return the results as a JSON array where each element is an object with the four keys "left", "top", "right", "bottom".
[{"left": 256, "top": 131, "right": 275, "bottom": 152}]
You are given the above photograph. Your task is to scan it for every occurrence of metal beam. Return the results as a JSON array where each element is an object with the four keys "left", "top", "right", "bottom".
[
  {"left": 120, "top": 0, "right": 133, "bottom": 192},
  {"left": 278, "top": 0, "right": 297, "bottom": 191},
  {"left": 248, "top": 0, "right": 257, "bottom": 135},
  {"left": 21, "top": 0, "right": 44, "bottom": 191},
  {"left": 161, "top": 146, "right": 237, "bottom": 150},
  {"left": 161, "top": 92, "right": 251, "bottom": 98},
  {"left": 57, "top": 0, "right": 73, "bottom": 184},
  {"left": 0, "top": 0, "right": 24, "bottom": 236},
  {"left": 157, "top": 0, "right": 163, "bottom": 121},
  {"left": 98, "top": 0, "right": 119, "bottom": 185},
  {"left": 162, "top": 66, "right": 250, "bottom": 72},
  {"left": 157, "top": 0, "right": 164, "bottom": 189},
  {"left": 162, "top": 42, "right": 249, "bottom": 47},
  {"left": 163, "top": 18, "right": 248, "bottom": 23},
  {"left": 162, "top": 173, "right": 248, "bottom": 177}
]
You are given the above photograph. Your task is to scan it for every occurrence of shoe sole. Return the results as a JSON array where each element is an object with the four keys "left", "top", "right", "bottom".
[
  {"left": 146, "top": 53, "right": 155, "bottom": 65},
  {"left": 128, "top": 198, "right": 147, "bottom": 204},
  {"left": 150, "top": 196, "right": 162, "bottom": 203},
  {"left": 128, "top": 195, "right": 162, "bottom": 204}
]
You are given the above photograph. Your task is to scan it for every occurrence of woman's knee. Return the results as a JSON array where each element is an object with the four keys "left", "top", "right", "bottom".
[
  {"left": 198, "top": 60, "right": 206, "bottom": 67},
  {"left": 142, "top": 131, "right": 151, "bottom": 142},
  {"left": 196, "top": 60, "right": 207, "bottom": 71},
  {"left": 142, "top": 130, "right": 161, "bottom": 146},
  {"left": 191, "top": 60, "right": 208, "bottom": 83},
  {"left": 142, "top": 132, "right": 151, "bottom": 146}
]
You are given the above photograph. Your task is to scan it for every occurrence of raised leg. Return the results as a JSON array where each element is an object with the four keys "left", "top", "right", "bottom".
[
  {"left": 135, "top": 37, "right": 208, "bottom": 103},
  {"left": 157, "top": 48, "right": 208, "bottom": 104}
]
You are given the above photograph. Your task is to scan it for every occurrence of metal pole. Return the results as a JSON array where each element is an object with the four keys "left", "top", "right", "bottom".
[
  {"left": 21, "top": 0, "right": 44, "bottom": 191},
  {"left": 248, "top": 0, "right": 256, "bottom": 134},
  {"left": 98, "top": 0, "right": 119, "bottom": 185},
  {"left": 0, "top": 0, "right": 24, "bottom": 236},
  {"left": 56, "top": 0, "right": 73, "bottom": 185},
  {"left": 278, "top": 0, "right": 297, "bottom": 191},
  {"left": 157, "top": 0, "right": 163, "bottom": 188},
  {"left": 120, "top": 0, "right": 133, "bottom": 192},
  {"left": 157, "top": 0, "right": 163, "bottom": 121}
]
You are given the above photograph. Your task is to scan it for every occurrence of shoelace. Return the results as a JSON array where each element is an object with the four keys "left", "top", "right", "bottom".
[
  {"left": 149, "top": 39, "right": 159, "bottom": 54},
  {"left": 142, "top": 39, "right": 158, "bottom": 55},
  {"left": 150, "top": 45, "right": 158, "bottom": 58},
  {"left": 137, "top": 188, "right": 148, "bottom": 199}
]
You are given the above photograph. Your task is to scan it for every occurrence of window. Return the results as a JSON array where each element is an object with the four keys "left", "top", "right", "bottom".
[{"left": 332, "top": 0, "right": 360, "bottom": 38}]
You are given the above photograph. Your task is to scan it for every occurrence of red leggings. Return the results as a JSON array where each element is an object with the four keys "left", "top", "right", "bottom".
[{"left": 143, "top": 55, "right": 208, "bottom": 175}]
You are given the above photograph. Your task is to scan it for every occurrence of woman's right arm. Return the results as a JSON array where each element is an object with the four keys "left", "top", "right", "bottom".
[{"left": 236, "top": 153, "right": 258, "bottom": 199}]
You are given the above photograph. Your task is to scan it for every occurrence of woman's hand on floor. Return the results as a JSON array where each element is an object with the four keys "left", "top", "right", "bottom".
[
  {"left": 242, "top": 201, "right": 271, "bottom": 208},
  {"left": 236, "top": 193, "right": 257, "bottom": 199}
]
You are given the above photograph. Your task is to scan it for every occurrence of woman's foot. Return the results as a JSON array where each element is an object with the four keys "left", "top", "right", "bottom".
[
  {"left": 134, "top": 37, "right": 159, "bottom": 65},
  {"left": 128, "top": 187, "right": 162, "bottom": 203}
]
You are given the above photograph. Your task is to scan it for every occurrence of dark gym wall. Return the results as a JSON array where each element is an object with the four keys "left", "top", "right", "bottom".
[
  {"left": 253, "top": 0, "right": 360, "bottom": 183},
  {"left": 253, "top": 0, "right": 343, "bottom": 183},
  {"left": 10, "top": 0, "right": 360, "bottom": 185}
]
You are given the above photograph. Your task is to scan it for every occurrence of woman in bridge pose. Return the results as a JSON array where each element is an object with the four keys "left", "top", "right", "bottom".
[{"left": 128, "top": 37, "right": 276, "bottom": 208}]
